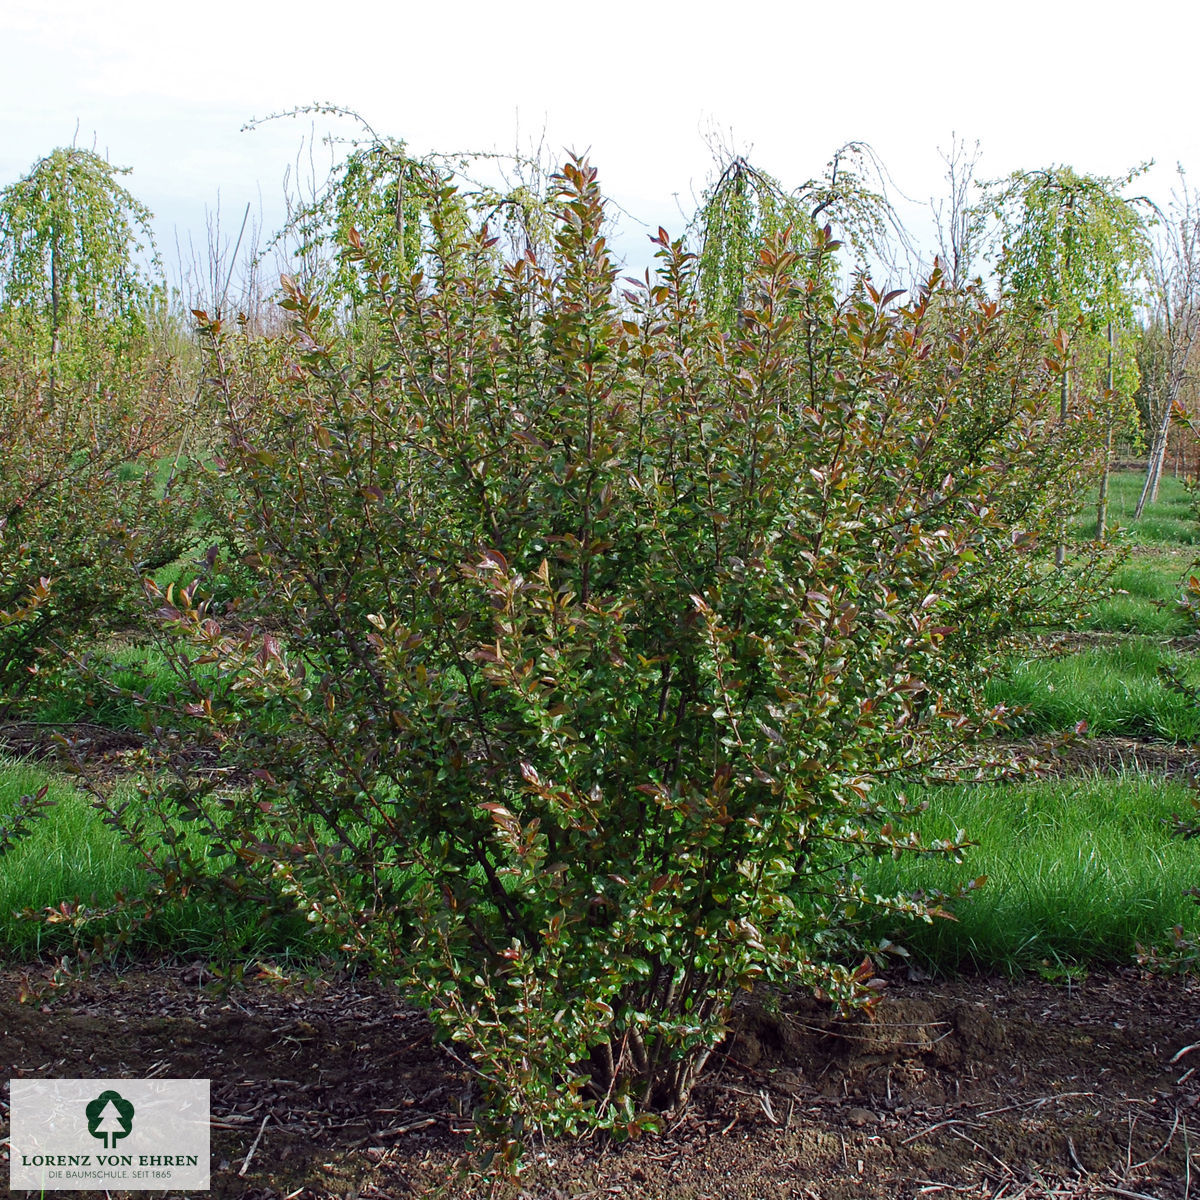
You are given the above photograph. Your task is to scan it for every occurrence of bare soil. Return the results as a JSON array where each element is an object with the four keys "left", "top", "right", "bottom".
[
  {"left": 1, "top": 964, "right": 1196, "bottom": 1199},
  {"left": 0, "top": 721, "right": 142, "bottom": 762},
  {"left": 1016, "top": 734, "right": 1200, "bottom": 780},
  {"left": 8, "top": 719, "right": 1200, "bottom": 785}
]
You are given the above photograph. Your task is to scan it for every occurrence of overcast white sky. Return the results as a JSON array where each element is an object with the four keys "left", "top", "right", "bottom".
[{"left": 4, "top": 0, "right": 1199, "bottom": 285}]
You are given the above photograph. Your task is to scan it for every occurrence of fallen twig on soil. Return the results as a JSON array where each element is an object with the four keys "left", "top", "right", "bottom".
[
  {"left": 1129, "top": 1106, "right": 1180, "bottom": 1172},
  {"left": 374, "top": 1117, "right": 437, "bottom": 1139},
  {"left": 237, "top": 1112, "right": 270, "bottom": 1178},
  {"left": 902, "top": 1118, "right": 983, "bottom": 1145}
]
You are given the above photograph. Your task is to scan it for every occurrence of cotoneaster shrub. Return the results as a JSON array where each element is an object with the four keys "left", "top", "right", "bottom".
[{"left": 72, "top": 155, "right": 1101, "bottom": 1169}]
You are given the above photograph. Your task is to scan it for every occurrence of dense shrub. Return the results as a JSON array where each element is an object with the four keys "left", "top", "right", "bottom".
[
  {"left": 0, "top": 348, "right": 191, "bottom": 715},
  {"left": 88, "top": 156, "right": 1101, "bottom": 1165},
  {"left": 0, "top": 150, "right": 195, "bottom": 716}
]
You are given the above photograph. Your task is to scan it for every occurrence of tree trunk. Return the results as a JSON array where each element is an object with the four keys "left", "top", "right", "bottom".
[
  {"left": 1055, "top": 361, "right": 1070, "bottom": 568},
  {"left": 1096, "top": 322, "right": 1114, "bottom": 540},
  {"left": 1135, "top": 385, "right": 1174, "bottom": 518},
  {"left": 49, "top": 225, "right": 60, "bottom": 406}
]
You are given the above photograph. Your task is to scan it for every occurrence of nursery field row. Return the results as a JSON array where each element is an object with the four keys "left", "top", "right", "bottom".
[{"left": 2, "top": 474, "right": 1198, "bottom": 977}]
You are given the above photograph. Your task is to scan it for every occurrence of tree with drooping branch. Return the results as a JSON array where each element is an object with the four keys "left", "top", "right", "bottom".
[
  {"left": 986, "top": 164, "right": 1150, "bottom": 547},
  {"left": 0, "top": 147, "right": 191, "bottom": 715}
]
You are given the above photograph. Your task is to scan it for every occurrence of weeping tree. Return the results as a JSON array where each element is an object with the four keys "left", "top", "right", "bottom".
[
  {"left": 0, "top": 148, "right": 189, "bottom": 714},
  {"left": 690, "top": 142, "right": 917, "bottom": 329},
  {"left": 986, "top": 165, "right": 1150, "bottom": 547},
  {"left": 274, "top": 134, "right": 459, "bottom": 335},
  {"left": 0, "top": 148, "right": 171, "bottom": 406},
  {"left": 256, "top": 105, "right": 560, "bottom": 339},
  {"left": 1134, "top": 172, "right": 1200, "bottom": 517}
]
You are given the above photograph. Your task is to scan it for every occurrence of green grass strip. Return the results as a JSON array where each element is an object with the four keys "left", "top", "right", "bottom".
[
  {"left": 864, "top": 774, "right": 1200, "bottom": 972},
  {"left": 1080, "top": 555, "right": 1195, "bottom": 636},
  {"left": 0, "top": 757, "right": 314, "bottom": 960},
  {"left": 1071, "top": 469, "right": 1200, "bottom": 547},
  {"left": 985, "top": 638, "right": 1200, "bottom": 742}
]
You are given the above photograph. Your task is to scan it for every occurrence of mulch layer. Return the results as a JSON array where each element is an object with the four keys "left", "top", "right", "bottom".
[{"left": 0, "top": 964, "right": 1197, "bottom": 1199}]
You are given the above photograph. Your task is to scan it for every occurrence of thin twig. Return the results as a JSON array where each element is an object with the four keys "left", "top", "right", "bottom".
[
  {"left": 977, "top": 1090, "right": 1097, "bottom": 1118},
  {"left": 1130, "top": 1108, "right": 1181, "bottom": 1172},
  {"left": 902, "top": 1118, "right": 982, "bottom": 1145},
  {"left": 1184, "top": 1116, "right": 1191, "bottom": 1200},
  {"left": 1067, "top": 1135, "right": 1085, "bottom": 1174},
  {"left": 237, "top": 1113, "right": 270, "bottom": 1178},
  {"left": 374, "top": 1117, "right": 437, "bottom": 1138},
  {"left": 949, "top": 1128, "right": 1015, "bottom": 1176}
]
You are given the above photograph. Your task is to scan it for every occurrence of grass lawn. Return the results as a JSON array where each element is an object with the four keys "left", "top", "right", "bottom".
[
  {"left": 1070, "top": 467, "right": 1200, "bottom": 546},
  {"left": 0, "top": 756, "right": 314, "bottom": 960},
  {"left": 985, "top": 638, "right": 1200, "bottom": 741},
  {"left": 28, "top": 642, "right": 200, "bottom": 730},
  {"left": 1079, "top": 553, "right": 1196, "bottom": 635},
  {"left": 865, "top": 774, "right": 1200, "bottom": 972},
  {"left": 2, "top": 751, "right": 1195, "bottom": 976}
]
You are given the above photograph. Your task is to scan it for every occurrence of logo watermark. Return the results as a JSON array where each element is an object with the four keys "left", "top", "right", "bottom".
[
  {"left": 85, "top": 1089, "right": 135, "bottom": 1149},
  {"left": 10, "top": 1078, "right": 209, "bottom": 1191}
]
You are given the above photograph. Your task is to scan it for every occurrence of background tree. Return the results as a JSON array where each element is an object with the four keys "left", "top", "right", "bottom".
[
  {"left": 931, "top": 135, "right": 984, "bottom": 290},
  {"left": 0, "top": 147, "right": 164, "bottom": 403},
  {"left": 690, "top": 142, "right": 916, "bottom": 329},
  {"left": 1134, "top": 171, "right": 1200, "bottom": 517},
  {"left": 986, "top": 165, "right": 1150, "bottom": 549},
  {"left": 254, "top": 105, "right": 560, "bottom": 346},
  {"left": 0, "top": 148, "right": 191, "bottom": 715}
]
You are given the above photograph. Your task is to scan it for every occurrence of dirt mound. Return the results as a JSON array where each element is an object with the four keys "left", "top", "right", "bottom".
[{"left": 1, "top": 965, "right": 1196, "bottom": 1198}]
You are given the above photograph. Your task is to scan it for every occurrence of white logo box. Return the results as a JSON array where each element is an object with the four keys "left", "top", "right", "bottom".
[{"left": 10, "top": 1078, "right": 209, "bottom": 1191}]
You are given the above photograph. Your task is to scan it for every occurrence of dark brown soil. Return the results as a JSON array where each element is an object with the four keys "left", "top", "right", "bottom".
[
  {"left": 0, "top": 721, "right": 142, "bottom": 762},
  {"left": 1, "top": 964, "right": 1196, "bottom": 1199},
  {"left": 9, "top": 718, "right": 1200, "bottom": 786},
  {"left": 1019, "top": 734, "right": 1200, "bottom": 780},
  {"left": 1012, "top": 630, "right": 1200, "bottom": 657}
]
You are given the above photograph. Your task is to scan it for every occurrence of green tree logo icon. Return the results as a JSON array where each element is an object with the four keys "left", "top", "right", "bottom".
[{"left": 85, "top": 1090, "right": 135, "bottom": 1149}]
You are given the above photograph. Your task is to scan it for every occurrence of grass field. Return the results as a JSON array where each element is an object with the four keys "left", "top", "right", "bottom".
[
  {"left": 28, "top": 642, "right": 201, "bottom": 730},
  {"left": 864, "top": 774, "right": 1200, "bottom": 972},
  {"left": 0, "top": 757, "right": 312, "bottom": 959},
  {"left": 1079, "top": 554, "right": 1196, "bottom": 634},
  {"left": 985, "top": 638, "right": 1200, "bottom": 741},
  {"left": 2, "top": 754, "right": 1194, "bottom": 974},
  {"left": 1070, "top": 467, "right": 1200, "bottom": 546}
]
